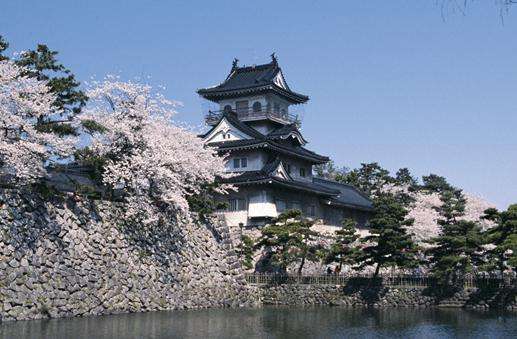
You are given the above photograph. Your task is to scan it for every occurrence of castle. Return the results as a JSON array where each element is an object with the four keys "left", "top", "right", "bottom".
[{"left": 198, "top": 55, "right": 372, "bottom": 227}]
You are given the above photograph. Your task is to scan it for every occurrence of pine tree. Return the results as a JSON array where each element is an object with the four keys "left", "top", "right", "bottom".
[
  {"left": 395, "top": 167, "right": 418, "bottom": 188},
  {"left": 420, "top": 174, "right": 454, "bottom": 194},
  {"left": 336, "top": 162, "right": 392, "bottom": 198},
  {"left": 0, "top": 35, "right": 9, "bottom": 61},
  {"left": 0, "top": 37, "right": 87, "bottom": 136},
  {"left": 16, "top": 44, "right": 88, "bottom": 118},
  {"left": 237, "top": 235, "right": 255, "bottom": 270},
  {"left": 254, "top": 210, "right": 322, "bottom": 274},
  {"left": 357, "top": 192, "right": 418, "bottom": 277},
  {"left": 325, "top": 219, "right": 361, "bottom": 271},
  {"left": 427, "top": 189, "right": 485, "bottom": 287},
  {"left": 482, "top": 204, "right": 517, "bottom": 272}
]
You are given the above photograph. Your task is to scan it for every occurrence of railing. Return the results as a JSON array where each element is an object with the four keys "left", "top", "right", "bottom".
[
  {"left": 205, "top": 108, "right": 299, "bottom": 125},
  {"left": 245, "top": 273, "right": 516, "bottom": 289}
]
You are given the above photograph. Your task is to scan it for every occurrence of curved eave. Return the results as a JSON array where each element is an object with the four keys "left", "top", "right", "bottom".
[
  {"left": 197, "top": 84, "right": 309, "bottom": 104},
  {"left": 323, "top": 198, "right": 374, "bottom": 212},
  {"left": 229, "top": 178, "right": 338, "bottom": 197},
  {"left": 215, "top": 141, "right": 329, "bottom": 164},
  {"left": 269, "top": 134, "right": 307, "bottom": 147}
]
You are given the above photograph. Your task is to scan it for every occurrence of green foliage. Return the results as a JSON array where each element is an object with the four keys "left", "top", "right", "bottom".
[
  {"left": 73, "top": 148, "right": 107, "bottom": 183},
  {"left": 237, "top": 235, "right": 255, "bottom": 270},
  {"left": 35, "top": 122, "right": 78, "bottom": 136},
  {"left": 31, "top": 181, "right": 63, "bottom": 201},
  {"left": 255, "top": 209, "right": 322, "bottom": 274},
  {"left": 420, "top": 174, "right": 455, "bottom": 194},
  {"left": 313, "top": 160, "right": 345, "bottom": 179},
  {"left": 186, "top": 183, "right": 228, "bottom": 223},
  {"left": 335, "top": 162, "right": 392, "bottom": 198},
  {"left": 81, "top": 119, "right": 108, "bottom": 134},
  {"left": 357, "top": 193, "right": 419, "bottom": 276},
  {"left": 395, "top": 168, "right": 418, "bottom": 188},
  {"left": 15, "top": 44, "right": 87, "bottom": 115},
  {"left": 427, "top": 189, "right": 485, "bottom": 287},
  {"left": 1, "top": 37, "right": 88, "bottom": 138},
  {"left": 0, "top": 35, "right": 8, "bottom": 61},
  {"left": 325, "top": 219, "right": 361, "bottom": 270},
  {"left": 482, "top": 204, "right": 517, "bottom": 271}
]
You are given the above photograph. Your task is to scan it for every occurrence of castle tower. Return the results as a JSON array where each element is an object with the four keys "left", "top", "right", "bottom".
[{"left": 197, "top": 55, "right": 372, "bottom": 227}]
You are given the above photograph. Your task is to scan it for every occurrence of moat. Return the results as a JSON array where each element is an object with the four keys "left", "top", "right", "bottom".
[{"left": 1, "top": 307, "right": 517, "bottom": 339}]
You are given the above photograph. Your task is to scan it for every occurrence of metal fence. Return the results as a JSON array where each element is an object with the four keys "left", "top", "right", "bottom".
[{"left": 245, "top": 273, "right": 516, "bottom": 289}]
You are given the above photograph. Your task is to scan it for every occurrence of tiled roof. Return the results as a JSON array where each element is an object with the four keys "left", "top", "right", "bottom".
[
  {"left": 210, "top": 138, "right": 329, "bottom": 164},
  {"left": 313, "top": 177, "right": 374, "bottom": 211},
  {"left": 197, "top": 59, "right": 309, "bottom": 104},
  {"left": 225, "top": 170, "right": 339, "bottom": 196},
  {"left": 199, "top": 111, "right": 265, "bottom": 139},
  {"left": 267, "top": 123, "right": 307, "bottom": 145}
]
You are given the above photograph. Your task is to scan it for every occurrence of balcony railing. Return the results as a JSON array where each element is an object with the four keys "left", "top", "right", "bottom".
[{"left": 205, "top": 107, "right": 299, "bottom": 125}]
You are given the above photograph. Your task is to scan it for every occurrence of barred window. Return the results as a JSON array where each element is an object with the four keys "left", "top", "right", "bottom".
[
  {"left": 228, "top": 198, "right": 246, "bottom": 211},
  {"left": 233, "top": 158, "right": 247, "bottom": 169},
  {"left": 252, "top": 101, "right": 262, "bottom": 112}
]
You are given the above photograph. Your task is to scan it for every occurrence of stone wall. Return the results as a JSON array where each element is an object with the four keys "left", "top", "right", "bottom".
[
  {"left": 256, "top": 283, "right": 517, "bottom": 311},
  {"left": 0, "top": 189, "right": 258, "bottom": 322}
]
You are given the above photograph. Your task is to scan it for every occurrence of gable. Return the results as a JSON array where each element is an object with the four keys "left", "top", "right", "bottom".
[
  {"left": 273, "top": 70, "right": 289, "bottom": 90},
  {"left": 203, "top": 117, "right": 254, "bottom": 144},
  {"left": 272, "top": 161, "right": 292, "bottom": 181}
]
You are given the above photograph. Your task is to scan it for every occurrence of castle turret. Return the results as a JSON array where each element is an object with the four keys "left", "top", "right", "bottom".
[
  {"left": 198, "top": 56, "right": 372, "bottom": 228},
  {"left": 198, "top": 54, "right": 308, "bottom": 133}
]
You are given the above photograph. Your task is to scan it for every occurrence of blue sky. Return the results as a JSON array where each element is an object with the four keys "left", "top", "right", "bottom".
[{"left": 1, "top": 1, "right": 516, "bottom": 208}]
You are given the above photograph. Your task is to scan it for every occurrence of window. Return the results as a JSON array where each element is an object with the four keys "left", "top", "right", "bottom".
[
  {"left": 236, "top": 100, "right": 249, "bottom": 114},
  {"left": 233, "top": 158, "right": 248, "bottom": 169},
  {"left": 299, "top": 167, "right": 306, "bottom": 177},
  {"left": 273, "top": 102, "right": 280, "bottom": 113},
  {"left": 223, "top": 105, "right": 232, "bottom": 113},
  {"left": 228, "top": 198, "right": 246, "bottom": 211},
  {"left": 223, "top": 132, "right": 231, "bottom": 139},
  {"left": 252, "top": 101, "right": 262, "bottom": 113}
]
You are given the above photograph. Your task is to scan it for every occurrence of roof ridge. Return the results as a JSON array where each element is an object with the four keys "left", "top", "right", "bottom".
[{"left": 235, "top": 62, "right": 275, "bottom": 73}]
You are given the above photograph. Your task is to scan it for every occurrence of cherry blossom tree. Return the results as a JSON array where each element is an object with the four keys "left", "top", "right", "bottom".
[
  {"left": 79, "top": 77, "right": 229, "bottom": 225},
  {"left": 0, "top": 60, "right": 74, "bottom": 184}
]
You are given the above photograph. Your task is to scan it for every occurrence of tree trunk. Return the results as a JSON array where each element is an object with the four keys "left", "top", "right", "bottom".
[
  {"left": 374, "top": 263, "right": 381, "bottom": 278},
  {"left": 298, "top": 256, "right": 306, "bottom": 275}
]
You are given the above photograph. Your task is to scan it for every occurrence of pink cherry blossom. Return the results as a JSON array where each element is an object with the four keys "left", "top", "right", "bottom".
[
  {"left": 0, "top": 60, "right": 74, "bottom": 184},
  {"left": 80, "top": 77, "right": 230, "bottom": 224}
]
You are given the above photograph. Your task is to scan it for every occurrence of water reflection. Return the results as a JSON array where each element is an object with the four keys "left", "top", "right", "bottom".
[{"left": 1, "top": 307, "right": 516, "bottom": 339}]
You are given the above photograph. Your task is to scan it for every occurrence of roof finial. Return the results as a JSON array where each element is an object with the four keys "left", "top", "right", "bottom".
[
  {"left": 270, "top": 52, "right": 278, "bottom": 65},
  {"left": 232, "top": 58, "right": 239, "bottom": 70}
]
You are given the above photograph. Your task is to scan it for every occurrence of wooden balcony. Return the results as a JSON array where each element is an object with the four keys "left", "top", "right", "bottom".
[{"left": 205, "top": 107, "right": 299, "bottom": 125}]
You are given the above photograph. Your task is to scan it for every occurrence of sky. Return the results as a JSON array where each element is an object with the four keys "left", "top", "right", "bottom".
[{"left": 1, "top": 0, "right": 516, "bottom": 208}]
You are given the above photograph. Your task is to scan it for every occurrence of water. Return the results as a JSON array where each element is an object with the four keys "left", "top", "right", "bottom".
[{"left": 1, "top": 307, "right": 516, "bottom": 339}]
